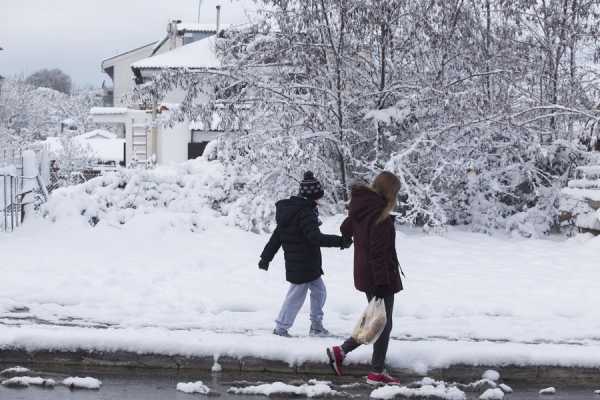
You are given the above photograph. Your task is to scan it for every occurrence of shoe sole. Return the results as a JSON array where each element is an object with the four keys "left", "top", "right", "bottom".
[{"left": 326, "top": 348, "right": 343, "bottom": 377}]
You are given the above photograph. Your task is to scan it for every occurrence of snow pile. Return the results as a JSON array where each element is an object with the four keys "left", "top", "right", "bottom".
[
  {"left": 370, "top": 382, "right": 466, "bottom": 400},
  {"left": 62, "top": 376, "right": 102, "bottom": 390},
  {"left": 0, "top": 366, "right": 30, "bottom": 376},
  {"left": 228, "top": 381, "right": 339, "bottom": 397},
  {"left": 479, "top": 388, "right": 504, "bottom": 400},
  {"left": 176, "top": 381, "right": 211, "bottom": 394},
  {"left": 539, "top": 387, "right": 556, "bottom": 395},
  {"left": 458, "top": 379, "right": 497, "bottom": 392},
  {"left": 1, "top": 376, "right": 56, "bottom": 388},
  {"left": 498, "top": 384, "right": 513, "bottom": 393},
  {"left": 41, "top": 157, "right": 281, "bottom": 232},
  {"left": 481, "top": 370, "right": 500, "bottom": 382}
]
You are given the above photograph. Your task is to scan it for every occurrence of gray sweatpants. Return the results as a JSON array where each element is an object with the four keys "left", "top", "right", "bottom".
[{"left": 275, "top": 277, "right": 327, "bottom": 331}]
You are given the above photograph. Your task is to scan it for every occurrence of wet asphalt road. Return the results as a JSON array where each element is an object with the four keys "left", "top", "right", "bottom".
[{"left": 0, "top": 366, "right": 598, "bottom": 399}]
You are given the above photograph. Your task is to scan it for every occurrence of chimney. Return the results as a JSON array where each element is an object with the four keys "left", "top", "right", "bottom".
[
  {"left": 216, "top": 5, "right": 221, "bottom": 34},
  {"left": 167, "top": 20, "right": 181, "bottom": 50}
]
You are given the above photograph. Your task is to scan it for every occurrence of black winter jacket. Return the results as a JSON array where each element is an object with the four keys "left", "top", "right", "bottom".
[{"left": 260, "top": 196, "right": 344, "bottom": 284}]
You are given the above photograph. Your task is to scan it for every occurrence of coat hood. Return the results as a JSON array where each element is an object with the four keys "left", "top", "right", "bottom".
[
  {"left": 275, "top": 196, "right": 314, "bottom": 226},
  {"left": 348, "top": 185, "right": 386, "bottom": 222}
]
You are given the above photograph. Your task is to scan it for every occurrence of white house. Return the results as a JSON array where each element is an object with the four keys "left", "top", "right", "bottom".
[
  {"left": 95, "top": 9, "right": 224, "bottom": 167},
  {"left": 101, "top": 20, "right": 219, "bottom": 108}
]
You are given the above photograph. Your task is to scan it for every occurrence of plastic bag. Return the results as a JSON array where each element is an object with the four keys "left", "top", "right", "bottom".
[{"left": 351, "top": 298, "right": 387, "bottom": 344}]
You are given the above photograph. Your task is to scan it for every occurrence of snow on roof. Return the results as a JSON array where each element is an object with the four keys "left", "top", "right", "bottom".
[
  {"left": 132, "top": 36, "right": 220, "bottom": 70},
  {"left": 176, "top": 22, "right": 223, "bottom": 33},
  {"left": 38, "top": 132, "right": 125, "bottom": 163},
  {"left": 90, "top": 107, "right": 129, "bottom": 115},
  {"left": 75, "top": 129, "right": 117, "bottom": 141}
]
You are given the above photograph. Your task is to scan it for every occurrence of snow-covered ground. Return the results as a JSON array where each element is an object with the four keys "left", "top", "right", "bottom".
[{"left": 1, "top": 172, "right": 600, "bottom": 372}]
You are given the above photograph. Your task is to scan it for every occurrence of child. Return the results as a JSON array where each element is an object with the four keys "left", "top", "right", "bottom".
[{"left": 259, "top": 171, "right": 352, "bottom": 337}]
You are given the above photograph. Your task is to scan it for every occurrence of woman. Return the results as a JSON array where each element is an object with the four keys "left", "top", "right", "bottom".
[{"left": 327, "top": 171, "right": 403, "bottom": 385}]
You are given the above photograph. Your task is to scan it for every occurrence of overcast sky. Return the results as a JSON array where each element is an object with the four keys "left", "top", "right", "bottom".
[{"left": 0, "top": 0, "right": 258, "bottom": 87}]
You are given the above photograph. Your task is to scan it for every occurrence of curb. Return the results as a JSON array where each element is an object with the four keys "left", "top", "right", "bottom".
[{"left": 1, "top": 349, "right": 599, "bottom": 385}]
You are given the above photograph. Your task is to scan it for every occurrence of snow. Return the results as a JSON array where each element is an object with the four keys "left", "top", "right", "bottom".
[
  {"left": 62, "top": 377, "right": 102, "bottom": 390},
  {"left": 539, "top": 387, "right": 556, "bottom": 395},
  {"left": 227, "top": 381, "right": 338, "bottom": 397},
  {"left": 479, "top": 388, "right": 504, "bottom": 400},
  {"left": 567, "top": 179, "right": 600, "bottom": 189},
  {"left": 481, "top": 370, "right": 500, "bottom": 382},
  {"left": 132, "top": 36, "right": 219, "bottom": 70},
  {"left": 370, "top": 383, "right": 466, "bottom": 400},
  {"left": 561, "top": 187, "right": 600, "bottom": 202},
  {"left": 2, "top": 162, "right": 600, "bottom": 371},
  {"left": 577, "top": 166, "right": 600, "bottom": 178},
  {"left": 38, "top": 131, "right": 125, "bottom": 163},
  {"left": 176, "top": 381, "right": 211, "bottom": 394},
  {"left": 0, "top": 165, "right": 17, "bottom": 176},
  {"left": 211, "top": 361, "right": 222, "bottom": 372},
  {"left": 498, "top": 384, "right": 513, "bottom": 393},
  {"left": 0, "top": 366, "right": 30, "bottom": 375},
  {"left": 1, "top": 376, "right": 56, "bottom": 387},
  {"left": 89, "top": 107, "right": 129, "bottom": 115}
]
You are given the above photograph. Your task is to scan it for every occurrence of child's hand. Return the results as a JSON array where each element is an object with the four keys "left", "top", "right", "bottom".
[
  {"left": 340, "top": 236, "right": 353, "bottom": 249},
  {"left": 258, "top": 258, "right": 269, "bottom": 271}
]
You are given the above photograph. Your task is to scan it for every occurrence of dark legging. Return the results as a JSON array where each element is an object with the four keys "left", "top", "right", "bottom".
[{"left": 341, "top": 293, "right": 394, "bottom": 373}]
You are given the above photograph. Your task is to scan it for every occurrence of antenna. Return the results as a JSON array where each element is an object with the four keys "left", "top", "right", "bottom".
[{"left": 197, "top": 0, "right": 203, "bottom": 23}]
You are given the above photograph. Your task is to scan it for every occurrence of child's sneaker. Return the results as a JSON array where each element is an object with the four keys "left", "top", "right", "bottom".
[
  {"left": 309, "top": 322, "right": 331, "bottom": 337},
  {"left": 366, "top": 371, "right": 401, "bottom": 385},
  {"left": 273, "top": 328, "right": 292, "bottom": 337},
  {"left": 326, "top": 346, "right": 344, "bottom": 376}
]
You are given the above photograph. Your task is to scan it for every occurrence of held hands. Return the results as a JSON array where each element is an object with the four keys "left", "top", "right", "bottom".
[
  {"left": 340, "top": 236, "right": 353, "bottom": 250},
  {"left": 258, "top": 258, "right": 269, "bottom": 271}
]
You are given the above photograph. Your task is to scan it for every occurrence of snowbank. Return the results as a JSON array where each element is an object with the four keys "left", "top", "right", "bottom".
[
  {"left": 1, "top": 376, "right": 55, "bottom": 388},
  {"left": 370, "top": 383, "right": 466, "bottom": 400},
  {"left": 62, "top": 377, "right": 102, "bottom": 390},
  {"left": 176, "top": 381, "right": 211, "bottom": 394},
  {"left": 228, "top": 381, "right": 338, "bottom": 397},
  {"left": 479, "top": 388, "right": 504, "bottom": 400},
  {"left": 539, "top": 387, "right": 556, "bottom": 395},
  {"left": 2, "top": 193, "right": 600, "bottom": 371}
]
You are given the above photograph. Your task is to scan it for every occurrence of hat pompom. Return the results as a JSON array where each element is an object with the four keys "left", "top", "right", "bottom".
[{"left": 304, "top": 171, "right": 315, "bottom": 181}]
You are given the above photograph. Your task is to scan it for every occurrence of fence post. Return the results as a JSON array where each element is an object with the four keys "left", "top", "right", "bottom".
[{"left": 2, "top": 175, "right": 7, "bottom": 232}]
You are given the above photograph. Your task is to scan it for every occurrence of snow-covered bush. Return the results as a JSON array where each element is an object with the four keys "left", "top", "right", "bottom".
[{"left": 42, "top": 156, "right": 308, "bottom": 232}]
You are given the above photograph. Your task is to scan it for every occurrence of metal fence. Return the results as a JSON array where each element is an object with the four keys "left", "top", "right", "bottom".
[{"left": 1, "top": 174, "right": 21, "bottom": 232}]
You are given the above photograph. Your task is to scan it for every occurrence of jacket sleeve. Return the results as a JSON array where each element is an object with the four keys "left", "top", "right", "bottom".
[
  {"left": 340, "top": 216, "right": 353, "bottom": 238},
  {"left": 368, "top": 217, "right": 392, "bottom": 287},
  {"left": 260, "top": 227, "right": 282, "bottom": 262},
  {"left": 298, "top": 208, "right": 343, "bottom": 248}
]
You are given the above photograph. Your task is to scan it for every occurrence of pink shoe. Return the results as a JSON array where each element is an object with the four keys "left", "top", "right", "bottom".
[
  {"left": 326, "top": 346, "right": 344, "bottom": 376},
  {"left": 367, "top": 371, "right": 401, "bottom": 385}
]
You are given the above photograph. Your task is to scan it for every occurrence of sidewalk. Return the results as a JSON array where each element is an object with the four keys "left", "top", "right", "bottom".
[{"left": 1, "top": 324, "right": 600, "bottom": 384}]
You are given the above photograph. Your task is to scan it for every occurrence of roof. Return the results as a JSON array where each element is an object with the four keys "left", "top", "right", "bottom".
[
  {"left": 90, "top": 107, "right": 130, "bottom": 115},
  {"left": 132, "top": 36, "right": 220, "bottom": 70},
  {"left": 176, "top": 22, "right": 222, "bottom": 33},
  {"left": 101, "top": 42, "right": 157, "bottom": 70}
]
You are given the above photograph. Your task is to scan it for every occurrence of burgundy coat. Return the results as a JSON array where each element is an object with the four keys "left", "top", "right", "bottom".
[{"left": 340, "top": 186, "right": 403, "bottom": 295}]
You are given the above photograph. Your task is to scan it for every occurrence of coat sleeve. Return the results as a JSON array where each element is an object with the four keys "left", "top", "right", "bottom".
[
  {"left": 298, "top": 208, "right": 343, "bottom": 248},
  {"left": 260, "top": 227, "right": 282, "bottom": 262},
  {"left": 340, "top": 216, "right": 353, "bottom": 238},
  {"left": 368, "top": 218, "right": 392, "bottom": 287}
]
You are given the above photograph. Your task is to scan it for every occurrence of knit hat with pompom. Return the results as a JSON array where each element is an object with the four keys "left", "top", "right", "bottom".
[{"left": 298, "top": 171, "right": 324, "bottom": 200}]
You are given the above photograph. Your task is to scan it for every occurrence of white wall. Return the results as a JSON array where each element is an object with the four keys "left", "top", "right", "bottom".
[
  {"left": 157, "top": 121, "right": 190, "bottom": 164},
  {"left": 104, "top": 44, "right": 155, "bottom": 107}
]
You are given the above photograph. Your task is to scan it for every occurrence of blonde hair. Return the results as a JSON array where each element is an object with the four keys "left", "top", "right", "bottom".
[{"left": 371, "top": 171, "right": 401, "bottom": 224}]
